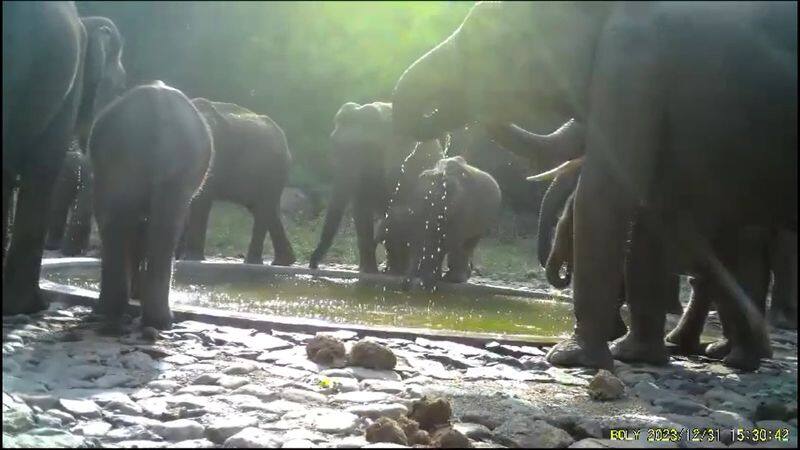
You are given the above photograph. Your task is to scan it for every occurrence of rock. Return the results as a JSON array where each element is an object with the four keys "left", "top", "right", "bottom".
[
  {"left": 365, "top": 417, "right": 408, "bottom": 445},
  {"left": 332, "top": 436, "right": 370, "bottom": 448},
  {"left": 617, "top": 371, "right": 655, "bottom": 386},
  {"left": 653, "top": 396, "right": 710, "bottom": 416},
  {"left": 218, "top": 375, "right": 250, "bottom": 389},
  {"left": 575, "top": 414, "right": 680, "bottom": 439},
  {"left": 710, "top": 410, "right": 754, "bottom": 429},
  {"left": 2, "top": 429, "right": 89, "bottom": 448},
  {"left": 346, "top": 403, "right": 409, "bottom": 419},
  {"left": 148, "top": 379, "right": 182, "bottom": 392},
  {"left": 95, "top": 372, "right": 135, "bottom": 389},
  {"left": 408, "top": 397, "right": 452, "bottom": 431},
  {"left": 291, "top": 408, "right": 360, "bottom": 434},
  {"left": 58, "top": 398, "right": 101, "bottom": 419},
  {"left": 282, "top": 438, "right": 316, "bottom": 448},
  {"left": 588, "top": 369, "right": 625, "bottom": 401},
  {"left": 494, "top": 417, "right": 574, "bottom": 448},
  {"left": 362, "top": 443, "right": 409, "bottom": 448},
  {"left": 306, "top": 335, "right": 347, "bottom": 366},
  {"left": 350, "top": 340, "right": 397, "bottom": 370},
  {"left": 34, "top": 413, "right": 63, "bottom": 428},
  {"left": 453, "top": 422, "right": 493, "bottom": 441},
  {"left": 18, "top": 394, "right": 58, "bottom": 411},
  {"left": 347, "top": 367, "right": 402, "bottom": 382},
  {"left": 137, "top": 397, "right": 169, "bottom": 419},
  {"left": 319, "top": 376, "right": 360, "bottom": 393},
  {"left": 223, "top": 427, "right": 281, "bottom": 448},
  {"left": 3, "top": 406, "right": 35, "bottom": 433},
  {"left": 703, "top": 387, "right": 757, "bottom": 415},
  {"left": 223, "top": 363, "right": 257, "bottom": 375},
  {"left": 632, "top": 381, "right": 663, "bottom": 403},
  {"left": 168, "top": 438, "right": 215, "bottom": 448},
  {"left": 141, "top": 326, "right": 160, "bottom": 341},
  {"left": 755, "top": 400, "right": 790, "bottom": 421},
  {"left": 231, "top": 384, "right": 280, "bottom": 401},
  {"left": 206, "top": 415, "right": 259, "bottom": 443},
  {"left": 432, "top": 427, "right": 472, "bottom": 448},
  {"left": 361, "top": 379, "right": 404, "bottom": 394},
  {"left": 104, "top": 425, "right": 161, "bottom": 441},
  {"left": 281, "top": 387, "right": 327, "bottom": 404},
  {"left": 176, "top": 385, "right": 227, "bottom": 396},
  {"left": 44, "top": 409, "right": 75, "bottom": 425},
  {"left": 331, "top": 390, "right": 395, "bottom": 404},
  {"left": 151, "top": 419, "right": 205, "bottom": 442},
  {"left": 120, "top": 351, "right": 157, "bottom": 371},
  {"left": 163, "top": 354, "right": 197, "bottom": 365},
  {"left": 72, "top": 420, "right": 112, "bottom": 437}
]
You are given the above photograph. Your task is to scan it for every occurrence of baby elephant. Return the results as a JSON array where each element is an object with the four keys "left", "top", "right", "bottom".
[
  {"left": 379, "top": 156, "right": 501, "bottom": 289},
  {"left": 89, "top": 81, "right": 213, "bottom": 330}
]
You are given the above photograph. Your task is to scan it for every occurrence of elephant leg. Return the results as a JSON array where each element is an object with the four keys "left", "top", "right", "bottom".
[
  {"left": 130, "top": 221, "right": 147, "bottom": 301},
  {"left": 768, "top": 229, "right": 797, "bottom": 330},
  {"left": 309, "top": 182, "right": 350, "bottom": 269},
  {"left": 62, "top": 167, "right": 93, "bottom": 256},
  {"left": 245, "top": 206, "right": 268, "bottom": 265},
  {"left": 665, "top": 276, "right": 712, "bottom": 355},
  {"left": 3, "top": 171, "right": 63, "bottom": 315},
  {"left": 353, "top": 196, "right": 378, "bottom": 274},
  {"left": 139, "top": 190, "right": 188, "bottom": 330},
  {"left": 546, "top": 29, "right": 661, "bottom": 370},
  {"left": 44, "top": 167, "right": 77, "bottom": 251},
  {"left": 385, "top": 241, "right": 410, "bottom": 276},
  {"left": 95, "top": 207, "right": 137, "bottom": 320},
  {"left": 264, "top": 197, "right": 296, "bottom": 266},
  {"left": 444, "top": 237, "right": 478, "bottom": 283},
  {"left": 181, "top": 195, "right": 212, "bottom": 261},
  {"left": 610, "top": 216, "right": 671, "bottom": 366}
]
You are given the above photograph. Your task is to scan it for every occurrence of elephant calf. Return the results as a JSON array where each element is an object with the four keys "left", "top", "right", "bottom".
[
  {"left": 379, "top": 156, "right": 501, "bottom": 289},
  {"left": 90, "top": 81, "right": 212, "bottom": 329},
  {"left": 176, "top": 98, "right": 295, "bottom": 266}
]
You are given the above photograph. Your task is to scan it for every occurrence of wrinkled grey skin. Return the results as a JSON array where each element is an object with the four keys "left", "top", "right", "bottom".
[
  {"left": 308, "top": 102, "right": 443, "bottom": 273},
  {"left": 393, "top": 2, "right": 797, "bottom": 370},
  {"left": 90, "top": 82, "right": 212, "bottom": 330},
  {"left": 378, "top": 156, "right": 501, "bottom": 289},
  {"left": 3, "top": 1, "right": 85, "bottom": 315},
  {"left": 175, "top": 98, "right": 295, "bottom": 266},
  {"left": 45, "top": 16, "right": 127, "bottom": 256}
]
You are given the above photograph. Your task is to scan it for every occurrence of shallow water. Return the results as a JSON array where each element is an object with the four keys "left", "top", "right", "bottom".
[{"left": 44, "top": 268, "right": 574, "bottom": 339}]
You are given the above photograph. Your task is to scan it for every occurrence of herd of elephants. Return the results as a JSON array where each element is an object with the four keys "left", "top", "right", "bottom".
[{"left": 3, "top": 2, "right": 797, "bottom": 374}]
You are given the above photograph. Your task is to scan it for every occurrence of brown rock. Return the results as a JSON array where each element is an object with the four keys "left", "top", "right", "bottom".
[
  {"left": 397, "top": 415, "right": 421, "bottom": 436},
  {"left": 587, "top": 369, "right": 625, "bottom": 401},
  {"left": 365, "top": 417, "right": 409, "bottom": 445},
  {"left": 349, "top": 340, "right": 397, "bottom": 370},
  {"left": 306, "top": 335, "right": 346, "bottom": 365},
  {"left": 409, "top": 397, "right": 452, "bottom": 431},
  {"left": 408, "top": 429, "right": 431, "bottom": 445},
  {"left": 432, "top": 427, "right": 472, "bottom": 448}
]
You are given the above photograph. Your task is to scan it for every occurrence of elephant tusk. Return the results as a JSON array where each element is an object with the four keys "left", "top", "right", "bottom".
[{"left": 526, "top": 157, "right": 585, "bottom": 182}]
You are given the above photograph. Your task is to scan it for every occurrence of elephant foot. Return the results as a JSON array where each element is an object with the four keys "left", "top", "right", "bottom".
[
  {"left": 610, "top": 332, "right": 670, "bottom": 366},
  {"left": 142, "top": 309, "right": 174, "bottom": 330},
  {"left": 443, "top": 270, "right": 469, "bottom": 284},
  {"left": 44, "top": 239, "right": 62, "bottom": 251},
  {"left": 769, "top": 309, "right": 798, "bottom": 330},
  {"left": 245, "top": 256, "right": 264, "bottom": 265},
  {"left": 546, "top": 334, "right": 614, "bottom": 370},
  {"left": 2, "top": 287, "right": 48, "bottom": 316},
  {"left": 270, "top": 254, "right": 296, "bottom": 267},
  {"left": 665, "top": 327, "right": 704, "bottom": 356},
  {"left": 723, "top": 346, "right": 762, "bottom": 372},
  {"left": 309, "top": 260, "right": 320, "bottom": 270},
  {"left": 704, "top": 338, "right": 731, "bottom": 360}
]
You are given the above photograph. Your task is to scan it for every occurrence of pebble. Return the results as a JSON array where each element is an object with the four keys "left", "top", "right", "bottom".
[
  {"left": 58, "top": 398, "right": 101, "bottom": 419},
  {"left": 346, "top": 403, "right": 408, "bottom": 419},
  {"left": 494, "top": 417, "right": 574, "bottom": 448},
  {"left": 588, "top": 369, "right": 625, "bottom": 401},
  {"left": 150, "top": 418, "right": 205, "bottom": 441},
  {"left": 206, "top": 414, "right": 259, "bottom": 443},
  {"left": 331, "top": 390, "right": 395, "bottom": 404},
  {"left": 223, "top": 427, "right": 281, "bottom": 448}
]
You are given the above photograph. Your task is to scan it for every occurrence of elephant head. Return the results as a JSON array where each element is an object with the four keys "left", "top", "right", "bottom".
[
  {"left": 392, "top": 2, "right": 607, "bottom": 165},
  {"left": 77, "top": 16, "right": 126, "bottom": 147}
]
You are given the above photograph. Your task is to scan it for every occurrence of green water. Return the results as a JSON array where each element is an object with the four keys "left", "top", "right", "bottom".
[{"left": 44, "top": 269, "right": 574, "bottom": 339}]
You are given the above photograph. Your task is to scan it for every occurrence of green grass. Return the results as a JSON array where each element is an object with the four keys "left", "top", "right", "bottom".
[{"left": 205, "top": 201, "right": 542, "bottom": 282}]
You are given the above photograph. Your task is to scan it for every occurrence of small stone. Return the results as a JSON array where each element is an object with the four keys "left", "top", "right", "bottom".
[
  {"left": 168, "top": 438, "right": 215, "bottom": 448},
  {"left": 206, "top": 415, "right": 259, "bottom": 443},
  {"left": 349, "top": 340, "right": 397, "bottom": 370},
  {"left": 755, "top": 400, "right": 790, "bottom": 421},
  {"left": 72, "top": 420, "right": 112, "bottom": 437},
  {"left": 104, "top": 425, "right": 161, "bottom": 441},
  {"left": 44, "top": 409, "right": 75, "bottom": 425},
  {"left": 453, "top": 422, "right": 493, "bottom": 441},
  {"left": 432, "top": 427, "right": 472, "bottom": 448},
  {"left": 137, "top": 397, "right": 169, "bottom": 419},
  {"left": 58, "top": 398, "right": 101, "bottom": 419},
  {"left": 408, "top": 396, "right": 452, "bottom": 431},
  {"left": 231, "top": 384, "right": 280, "bottom": 401},
  {"left": 294, "top": 408, "right": 360, "bottom": 434},
  {"left": 176, "top": 385, "right": 227, "bottom": 396},
  {"left": 333, "top": 436, "right": 370, "bottom": 448},
  {"left": 141, "top": 326, "right": 160, "bottom": 341},
  {"left": 95, "top": 373, "right": 135, "bottom": 389},
  {"left": 223, "top": 427, "right": 281, "bottom": 448},
  {"left": 18, "top": 394, "right": 58, "bottom": 411},
  {"left": 365, "top": 417, "right": 408, "bottom": 445},
  {"left": 223, "top": 363, "right": 257, "bottom": 375},
  {"left": 306, "top": 335, "right": 347, "bottom": 365},
  {"left": 347, "top": 367, "right": 402, "bottom": 382},
  {"left": 148, "top": 380, "right": 182, "bottom": 392},
  {"left": 710, "top": 410, "right": 754, "bottom": 429},
  {"left": 151, "top": 419, "right": 205, "bottom": 442},
  {"left": 588, "top": 369, "right": 625, "bottom": 401},
  {"left": 35, "top": 413, "right": 63, "bottom": 428},
  {"left": 282, "top": 438, "right": 316, "bottom": 448},
  {"left": 164, "top": 354, "right": 197, "bottom": 365},
  {"left": 114, "top": 439, "right": 169, "bottom": 448},
  {"left": 281, "top": 388, "right": 326, "bottom": 404},
  {"left": 331, "top": 390, "right": 394, "bottom": 404},
  {"left": 361, "top": 379, "right": 404, "bottom": 394}
]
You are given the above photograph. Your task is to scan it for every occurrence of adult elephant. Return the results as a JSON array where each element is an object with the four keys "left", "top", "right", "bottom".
[
  {"left": 308, "top": 102, "right": 443, "bottom": 273},
  {"left": 377, "top": 156, "right": 501, "bottom": 287},
  {"left": 45, "top": 16, "right": 127, "bottom": 256},
  {"left": 90, "top": 81, "right": 213, "bottom": 330},
  {"left": 392, "top": 2, "right": 797, "bottom": 370},
  {"left": 175, "top": 98, "right": 295, "bottom": 266},
  {"left": 3, "top": 1, "right": 85, "bottom": 315}
]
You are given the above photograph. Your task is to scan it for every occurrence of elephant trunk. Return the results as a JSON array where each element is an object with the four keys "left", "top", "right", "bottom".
[
  {"left": 545, "top": 191, "right": 575, "bottom": 289},
  {"left": 537, "top": 171, "right": 579, "bottom": 268},
  {"left": 392, "top": 33, "right": 469, "bottom": 141}
]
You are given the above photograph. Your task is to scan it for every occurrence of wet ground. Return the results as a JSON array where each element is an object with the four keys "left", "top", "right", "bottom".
[{"left": 2, "top": 253, "right": 797, "bottom": 448}]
